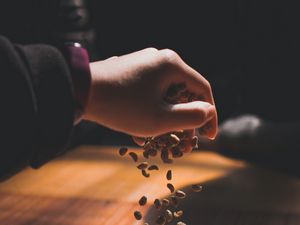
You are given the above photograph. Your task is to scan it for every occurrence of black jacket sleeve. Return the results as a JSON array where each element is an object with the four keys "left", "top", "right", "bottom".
[{"left": 0, "top": 35, "right": 75, "bottom": 180}]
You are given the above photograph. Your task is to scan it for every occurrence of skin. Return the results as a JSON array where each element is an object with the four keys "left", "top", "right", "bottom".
[{"left": 84, "top": 48, "right": 218, "bottom": 149}]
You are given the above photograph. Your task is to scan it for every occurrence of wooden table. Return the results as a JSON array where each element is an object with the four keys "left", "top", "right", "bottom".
[{"left": 1, "top": 145, "right": 300, "bottom": 225}]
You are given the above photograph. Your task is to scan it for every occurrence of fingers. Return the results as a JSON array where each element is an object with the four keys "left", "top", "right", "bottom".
[
  {"left": 158, "top": 101, "right": 216, "bottom": 138},
  {"left": 176, "top": 65, "right": 218, "bottom": 139},
  {"left": 198, "top": 111, "right": 218, "bottom": 139},
  {"left": 159, "top": 49, "right": 218, "bottom": 139}
]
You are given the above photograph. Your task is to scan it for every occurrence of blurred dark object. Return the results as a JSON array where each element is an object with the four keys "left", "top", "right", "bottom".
[{"left": 197, "top": 115, "right": 300, "bottom": 176}]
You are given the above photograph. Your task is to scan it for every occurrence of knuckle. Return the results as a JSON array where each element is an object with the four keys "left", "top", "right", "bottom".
[
  {"left": 159, "top": 48, "right": 180, "bottom": 65},
  {"left": 202, "top": 79, "right": 211, "bottom": 92},
  {"left": 145, "top": 47, "right": 159, "bottom": 53}
]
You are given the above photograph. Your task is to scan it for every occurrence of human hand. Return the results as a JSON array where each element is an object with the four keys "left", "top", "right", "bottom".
[{"left": 84, "top": 48, "right": 218, "bottom": 139}]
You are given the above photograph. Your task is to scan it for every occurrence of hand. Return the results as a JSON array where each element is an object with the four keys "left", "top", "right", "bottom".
[{"left": 84, "top": 48, "right": 218, "bottom": 138}]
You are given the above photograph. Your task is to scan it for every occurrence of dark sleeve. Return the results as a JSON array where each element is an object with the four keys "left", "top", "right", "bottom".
[{"left": 0, "top": 35, "right": 75, "bottom": 180}]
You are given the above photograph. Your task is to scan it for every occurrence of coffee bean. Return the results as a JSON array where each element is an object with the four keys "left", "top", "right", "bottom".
[
  {"left": 191, "top": 184, "right": 203, "bottom": 192},
  {"left": 175, "top": 190, "right": 186, "bottom": 199},
  {"left": 169, "top": 134, "right": 180, "bottom": 146},
  {"left": 148, "top": 165, "right": 159, "bottom": 170},
  {"left": 166, "top": 170, "right": 172, "bottom": 180},
  {"left": 162, "top": 198, "right": 170, "bottom": 207},
  {"left": 154, "top": 199, "right": 162, "bottom": 209},
  {"left": 170, "top": 196, "right": 179, "bottom": 207},
  {"left": 167, "top": 183, "right": 175, "bottom": 193},
  {"left": 156, "top": 135, "right": 169, "bottom": 147},
  {"left": 129, "top": 152, "right": 138, "bottom": 162},
  {"left": 148, "top": 148, "right": 158, "bottom": 157},
  {"left": 161, "top": 149, "right": 173, "bottom": 164},
  {"left": 174, "top": 210, "right": 184, "bottom": 218},
  {"left": 177, "top": 140, "right": 188, "bottom": 152},
  {"left": 142, "top": 169, "right": 150, "bottom": 178},
  {"left": 119, "top": 147, "right": 128, "bottom": 156},
  {"left": 177, "top": 222, "right": 186, "bottom": 225},
  {"left": 143, "top": 141, "right": 151, "bottom": 150},
  {"left": 139, "top": 196, "right": 147, "bottom": 206},
  {"left": 165, "top": 209, "right": 173, "bottom": 223},
  {"left": 171, "top": 147, "right": 183, "bottom": 158},
  {"left": 191, "top": 136, "right": 198, "bottom": 149},
  {"left": 143, "top": 149, "right": 150, "bottom": 159},
  {"left": 161, "top": 148, "right": 169, "bottom": 161},
  {"left": 173, "top": 130, "right": 185, "bottom": 139},
  {"left": 137, "top": 162, "right": 148, "bottom": 170},
  {"left": 156, "top": 215, "right": 166, "bottom": 225},
  {"left": 134, "top": 211, "right": 142, "bottom": 220}
]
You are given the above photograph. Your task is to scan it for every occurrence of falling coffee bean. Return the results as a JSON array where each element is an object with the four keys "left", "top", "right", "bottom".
[
  {"left": 170, "top": 196, "right": 179, "bottom": 207},
  {"left": 129, "top": 152, "right": 138, "bottom": 162},
  {"left": 162, "top": 198, "right": 170, "bottom": 207},
  {"left": 191, "top": 184, "right": 203, "bottom": 192},
  {"left": 134, "top": 211, "right": 142, "bottom": 220},
  {"left": 119, "top": 147, "right": 128, "bottom": 156},
  {"left": 148, "top": 165, "right": 159, "bottom": 171},
  {"left": 148, "top": 148, "right": 158, "bottom": 157},
  {"left": 142, "top": 169, "right": 150, "bottom": 178},
  {"left": 154, "top": 199, "right": 162, "bottom": 209},
  {"left": 165, "top": 209, "right": 173, "bottom": 223},
  {"left": 169, "top": 134, "right": 180, "bottom": 146},
  {"left": 156, "top": 215, "right": 167, "bottom": 225},
  {"left": 143, "top": 150, "right": 150, "bottom": 159},
  {"left": 166, "top": 170, "right": 172, "bottom": 180},
  {"left": 161, "top": 149, "right": 173, "bottom": 164},
  {"left": 191, "top": 136, "right": 198, "bottom": 149},
  {"left": 174, "top": 210, "right": 184, "bottom": 218},
  {"left": 175, "top": 190, "right": 186, "bottom": 199},
  {"left": 137, "top": 162, "right": 148, "bottom": 170},
  {"left": 167, "top": 183, "right": 175, "bottom": 193},
  {"left": 173, "top": 130, "right": 185, "bottom": 139},
  {"left": 171, "top": 147, "right": 183, "bottom": 158},
  {"left": 177, "top": 222, "right": 186, "bottom": 225},
  {"left": 139, "top": 196, "right": 147, "bottom": 206}
]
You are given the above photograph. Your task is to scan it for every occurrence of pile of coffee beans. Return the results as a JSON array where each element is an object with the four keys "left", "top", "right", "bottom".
[{"left": 118, "top": 83, "right": 205, "bottom": 224}]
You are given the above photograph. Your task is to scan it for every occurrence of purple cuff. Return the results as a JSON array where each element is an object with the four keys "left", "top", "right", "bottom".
[{"left": 62, "top": 42, "right": 91, "bottom": 124}]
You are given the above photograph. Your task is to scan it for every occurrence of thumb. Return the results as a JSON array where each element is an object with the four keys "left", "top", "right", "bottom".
[{"left": 159, "top": 101, "right": 216, "bottom": 135}]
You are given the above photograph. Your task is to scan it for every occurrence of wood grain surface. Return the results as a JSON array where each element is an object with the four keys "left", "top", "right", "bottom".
[{"left": 1, "top": 145, "right": 300, "bottom": 225}]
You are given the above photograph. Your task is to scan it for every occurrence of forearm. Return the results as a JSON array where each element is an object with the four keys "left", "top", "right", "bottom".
[{"left": 0, "top": 36, "right": 75, "bottom": 180}]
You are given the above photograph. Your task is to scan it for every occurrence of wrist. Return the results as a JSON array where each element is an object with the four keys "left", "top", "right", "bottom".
[{"left": 82, "top": 61, "right": 103, "bottom": 122}]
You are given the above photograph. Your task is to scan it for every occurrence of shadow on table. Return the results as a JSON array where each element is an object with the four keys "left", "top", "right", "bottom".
[{"left": 144, "top": 166, "right": 300, "bottom": 225}]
